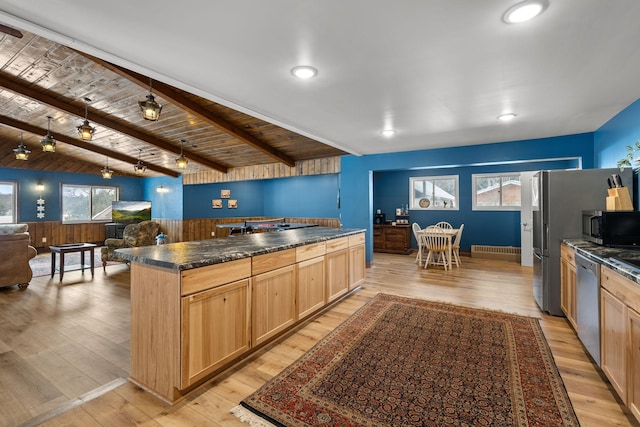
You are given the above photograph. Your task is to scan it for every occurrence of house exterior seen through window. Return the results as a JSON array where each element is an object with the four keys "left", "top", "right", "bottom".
[
  {"left": 62, "top": 184, "right": 118, "bottom": 223},
  {"left": 0, "top": 181, "right": 17, "bottom": 224},
  {"left": 472, "top": 173, "right": 521, "bottom": 210},
  {"left": 409, "top": 175, "right": 459, "bottom": 210}
]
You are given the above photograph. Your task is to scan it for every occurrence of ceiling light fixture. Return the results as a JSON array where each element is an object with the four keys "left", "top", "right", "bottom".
[
  {"left": 41, "top": 115, "right": 57, "bottom": 152},
  {"left": 101, "top": 156, "right": 114, "bottom": 179},
  {"left": 381, "top": 129, "right": 396, "bottom": 137},
  {"left": 503, "top": 0, "right": 549, "bottom": 24},
  {"left": 13, "top": 133, "right": 31, "bottom": 160},
  {"left": 77, "top": 97, "right": 96, "bottom": 141},
  {"left": 139, "top": 78, "right": 163, "bottom": 121},
  {"left": 175, "top": 139, "right": 188, "bottom": 169},
  {"left": 498, "top": 113, "right": 518, "bottom": 122},
  {"left": 291, "top": 65, "right": 318, "bottom": 79},
  {"left": 134, "top": 149, "right": 147, "bottom": 175}
]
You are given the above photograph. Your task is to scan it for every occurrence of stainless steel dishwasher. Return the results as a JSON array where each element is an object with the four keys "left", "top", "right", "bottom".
[{"left": 575, "top": 252, "right": 601, "bottom": 366}]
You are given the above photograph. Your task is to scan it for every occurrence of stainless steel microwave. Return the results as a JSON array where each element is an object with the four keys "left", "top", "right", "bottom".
[{"left": 582, "top": 210, "right": 640, "bottom": 247}]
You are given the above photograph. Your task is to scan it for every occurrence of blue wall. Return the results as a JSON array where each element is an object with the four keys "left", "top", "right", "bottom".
[
  {"left": 0, "top": 167, "right": 143, "bottom": 222},
  {"left": 144, "top": 176, "right": 184, "bottom": 220},
  {"left": 595, "top": 98, "right": 640, "bottom": 201},
  {"left": 181, "top": 174, "right": 340, "bottom": 219},
  {"left": 342, "top": 133, "right": 595, "bottom": 263}
]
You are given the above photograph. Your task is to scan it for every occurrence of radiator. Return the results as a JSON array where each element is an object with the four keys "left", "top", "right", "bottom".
[{"left": 471, "top": 245, "right": 521, "bottom": 262}]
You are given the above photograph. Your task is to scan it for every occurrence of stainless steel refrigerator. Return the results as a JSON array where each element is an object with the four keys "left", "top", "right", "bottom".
[{"left": 532, "top": 168, "right": 632, "bottom": 316}]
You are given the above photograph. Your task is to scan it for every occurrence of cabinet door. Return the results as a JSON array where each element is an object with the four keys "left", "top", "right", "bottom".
[
  {"left": 297, "top": 257, "right": 325, "bottom": 320},
  {"left": 601, "top": 288, "right": 628, "bottom": 402},
  {"left": 326, "top": 248, "right": 349, "bottom": 302},
  {"left": 349, "top": 244, "right": 365, "bottom": 289},
  {"left": 252, "top": 265, "right": 296, "bottom": 346},
  {"left": 181, "top": 279, "right": 250, "bottom": 388},
  {"left": 628, "top": 307, "right": 640, "bottom": 421},
  {"left": 560, "top": 256, "right": 577, "bottom": 330}
]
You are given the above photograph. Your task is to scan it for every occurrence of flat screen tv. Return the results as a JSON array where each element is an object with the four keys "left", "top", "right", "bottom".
[{"left": 111, "top": 201, "right": 151, "bottom": 223}]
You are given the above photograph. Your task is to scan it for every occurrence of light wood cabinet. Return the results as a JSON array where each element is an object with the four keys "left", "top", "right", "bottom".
[
  {"left": 349, "top": 244, "right": 366, "bottom": 289},
  {"left": 628, "top": 308, "right": 640, "bottom": 421},
  {"left": 180, "top": 279, "right": 250, "bottom": 388},
  {"left": 297, "top": 256, "right": 326, "bottom": 320},
  {"left": 252, "top": 265, "right": 297, "bottom": 346},
  {"left": 560, "top": 244, "right": 577, "bottom": 330},
  {"left": 326, "top": 249, "right": 349, "bottom": 302},
  {"left": 601, "top": 287, "right": 628, "bottom": 402}
]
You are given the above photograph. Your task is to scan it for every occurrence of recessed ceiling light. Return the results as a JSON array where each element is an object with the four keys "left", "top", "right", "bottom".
[
  {"left": 291, "top": 65, "right": 318, "bottom": 79},
  {"left": 503, "top": 0, "right": 549, "bottom": 24},
  {"left": 381, "top": 129, "right": 396, "bottom": 137},
  {"left": 498, "top": 113, "right": 518, "bottom": 122}
]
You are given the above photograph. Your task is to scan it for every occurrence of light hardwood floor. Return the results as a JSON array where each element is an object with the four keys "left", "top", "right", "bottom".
[{"left": 1, "top": 253, "right": 637, "bottom": 426}]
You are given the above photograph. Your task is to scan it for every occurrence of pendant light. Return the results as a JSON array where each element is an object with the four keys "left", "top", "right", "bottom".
[
  {"left": 138, "top": 78, "right": 163, "bottom": 121},
  {"left": 101, "top": 157, "right": 113, "bottom": 179},
  {"left": 134, "top": 149, "right": 147, "bottom": 175},
  {"left": 41, "top": 115, "right": 57, "bottom": 152},
  {"left": 175, "top": 139, "right": 188, "bottom": 169},
  {"left": 77, "top": 97, "right": 96, "bottom": 141},
  {"left": 13, "top": 133, "right": 31, "bottom": 160}
]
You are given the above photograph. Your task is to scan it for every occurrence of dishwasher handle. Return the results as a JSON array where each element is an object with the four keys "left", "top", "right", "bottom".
[{"left": 575, "top": 253, "right": 600, "bottom": 279}]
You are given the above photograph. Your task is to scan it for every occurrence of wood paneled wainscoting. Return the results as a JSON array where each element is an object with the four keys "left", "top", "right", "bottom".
[
  {"left": 154, "top": 217, "right": 341, "bottom": 243},
  {"left": 24, "top": 221, "right": 106, "bottom": 251}
]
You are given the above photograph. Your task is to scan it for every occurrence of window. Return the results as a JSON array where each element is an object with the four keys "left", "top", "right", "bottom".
[
  {"left": 410, "top": 175, "right": 459, "bottom": 210},
  {"left": 62, "top": 184, "right": 118, "bottom": 223},
  {"left": 0, "top": 181, "right": 17, "bottom": 224},
  {"left": 473, "top": 173, "right": 521, "bottom": 210}
]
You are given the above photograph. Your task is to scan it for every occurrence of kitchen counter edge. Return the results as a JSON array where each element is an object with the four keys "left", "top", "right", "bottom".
[
  {"left": 563, "top": 239, "right": 640, "bottom": 284},
  {"left": 115, "top": 226, "right": 366, "bottom": 271}
]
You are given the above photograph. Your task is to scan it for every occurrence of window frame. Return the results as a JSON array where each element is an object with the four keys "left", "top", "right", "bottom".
[
  {"left": 409, "top": 175, "right": 459, "bottom": 211},
  {"left": 0, "top": 181, "right": 18, "bottom": 224},
  {"left": 61, "top": 183, "right": 119, "bottom": 224},
  {"left": 472, "top": 172, "right": 522, "bottom": 211}
]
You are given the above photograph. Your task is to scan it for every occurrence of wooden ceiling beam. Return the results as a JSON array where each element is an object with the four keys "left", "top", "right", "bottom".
[
  {"left": 0, "top": 72, "right": 228, "bottom": 173},
  {"left": 0, "top": 115, "right": 181, "bottom": 178},
  {"left": 82, "top": 53, "right": 296, "bottom": 167}
]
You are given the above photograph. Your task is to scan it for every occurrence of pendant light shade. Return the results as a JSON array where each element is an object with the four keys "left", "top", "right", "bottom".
[
  {"left": 13, "top": 133, "right": 31, "bottom": 160},
  {"left": 101, "top": 157, "right": 113, "bottom": 179},
  {"left": 41, "top": 115, "right": 57, "bottom": 152},
  {"left": 175, "top": 139, "right": 188, "bottom": 169},
  {"left": 134, "top": 149, "right": 147, "bottom": 175},
  {"left": 139, "top": 79, "right": 163, "bottom": 121},
  {"left": 77, "top": 97, "right": 96, "bottom": 141}
]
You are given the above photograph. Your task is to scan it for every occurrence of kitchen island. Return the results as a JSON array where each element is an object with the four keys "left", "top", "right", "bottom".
[{"left": 116, "top": 227, "right": 366, "bottom": 404}]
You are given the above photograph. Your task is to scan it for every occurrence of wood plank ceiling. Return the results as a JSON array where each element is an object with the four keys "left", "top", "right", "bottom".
[{"left": 0, "top": 29, "right": 346, "bottom": 178}]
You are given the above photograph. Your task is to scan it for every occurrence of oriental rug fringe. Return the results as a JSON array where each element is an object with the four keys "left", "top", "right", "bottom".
[{"left": 232, "top": 293, "right": 579, "bottom": 426}]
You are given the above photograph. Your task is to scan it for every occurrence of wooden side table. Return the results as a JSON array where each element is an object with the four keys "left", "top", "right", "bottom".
[{"left": 49, "top": 243, "right": 97, "bottom": 282}]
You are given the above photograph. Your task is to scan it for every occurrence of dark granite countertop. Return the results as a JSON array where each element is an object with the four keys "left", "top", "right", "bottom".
[
  {"left": 563, "top": 239, "right": 640, "bottom": 284},
  {"left": 115, "top": 227, "right": 365, "bottom": 271}
]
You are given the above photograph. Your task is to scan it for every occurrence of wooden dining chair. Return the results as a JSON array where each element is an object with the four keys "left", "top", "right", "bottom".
[
  {"left": 412, "top": 222, "right": 425, "bottom": 264},
  {"left": 435, "top": 221, "right": 453, "bottom": 229},
  {"left": 422, "top": 226, "right": 450, "bottom": 270},
  {"left": 452, "top": 224, "right": 464, "bottom": 267}
]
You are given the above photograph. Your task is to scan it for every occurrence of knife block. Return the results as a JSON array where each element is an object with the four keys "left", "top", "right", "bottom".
[{"left": 606, "top": 187, "right": 633, "bottom": 211}]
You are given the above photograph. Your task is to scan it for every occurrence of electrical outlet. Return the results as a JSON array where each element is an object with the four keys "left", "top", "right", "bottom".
[
  {"left": 210, "top": 231, "right": 215, "bottom": 237},
  {"left": 42, "top": 237, "right": 46, "bottom": 243}
]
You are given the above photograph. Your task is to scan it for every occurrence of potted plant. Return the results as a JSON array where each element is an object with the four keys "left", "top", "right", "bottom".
[{"left": 617, "top": 140, "right": 640, "bottom": 172}]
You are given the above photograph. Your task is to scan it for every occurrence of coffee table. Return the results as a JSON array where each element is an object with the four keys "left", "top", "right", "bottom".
[{"left": 49, "top": 243, "right": 97, "bottom": 281}]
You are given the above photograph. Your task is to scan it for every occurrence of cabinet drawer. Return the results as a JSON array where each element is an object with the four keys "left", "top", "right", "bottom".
[
  {"left": 602, "top": 266, "right": 640, "bottom": 314},
  {"left": 181, "top": 258, "right": 251, "bottom": 296},
  {"left": 252, "top": 248, "right": 296, "bottom": 275},
  {"left": 296, "top": 242, "right": 326, "bottom": 262},
  {"left": 326, "top": 236, "right": 349, "bottom": 252},
  {"left": 561, "top": 244, "right": 575, "bottom": 266},
  {"left": 349, "top": 233, "right": 365, "bottom": 246}
]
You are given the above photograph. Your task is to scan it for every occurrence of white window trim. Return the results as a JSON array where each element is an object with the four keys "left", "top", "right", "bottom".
[
  {"left": 61, "top": 184, "right": 119, "bottom": 224},
  {"left": 472, "top": 172, "right": 521, "bottom": 211},
  {"left": 0, "top": 181, "right": 18, "bottom": 224},
  {"left": 409, "top": 175, "right": 459, "bottom": 211}
]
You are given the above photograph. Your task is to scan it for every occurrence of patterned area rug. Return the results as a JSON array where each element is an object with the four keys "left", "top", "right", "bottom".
[{"left": 232, "top": 293, "right": 579, "bottom": 426}]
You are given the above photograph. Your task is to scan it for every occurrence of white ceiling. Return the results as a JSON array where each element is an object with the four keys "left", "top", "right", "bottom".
[{"left": 1, "top": 0, "right": 640, "bottom": 157}]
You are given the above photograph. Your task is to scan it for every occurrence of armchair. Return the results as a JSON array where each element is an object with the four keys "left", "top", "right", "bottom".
[
  {"left": 0, "top": 224, "right": 37, "bottom": 289},
  {"left": 101, "top": 220, "right": 161, "bottom": 270}
]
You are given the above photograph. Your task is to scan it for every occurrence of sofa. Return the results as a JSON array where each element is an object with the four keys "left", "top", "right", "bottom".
[
  {"left": 101, "top": 220, "right": 161, "bottom": 270},
  {"left": 0, "top": 224, "right": 38, "bottom": 289}
]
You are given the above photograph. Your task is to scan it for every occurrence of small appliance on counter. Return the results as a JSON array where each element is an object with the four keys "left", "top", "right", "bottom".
[
  {"left": 582, "top": 210, "right": 640, "bottom": 247},
  {"left": 374, "top": 210, "right": 386, "bottom": 224}
]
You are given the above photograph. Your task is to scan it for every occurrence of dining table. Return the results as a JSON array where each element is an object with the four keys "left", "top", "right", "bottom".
[{"left": 417, "top": 227, "right": 459, "bottom": 270}]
